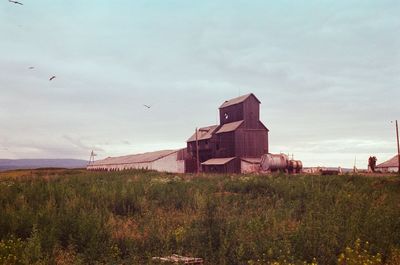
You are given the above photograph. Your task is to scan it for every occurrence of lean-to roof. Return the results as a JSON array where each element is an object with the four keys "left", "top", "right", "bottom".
[
  {"left": 215, "top": 120, "right": 243, "bottom": 134},
  {"left": 241, "top": 157, "right": 261, "bottom": 164},
  {"left": 201, "top": 157, "right": 236, "bottom": 165}
]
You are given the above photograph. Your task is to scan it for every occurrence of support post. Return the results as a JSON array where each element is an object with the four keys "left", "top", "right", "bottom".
[
  {"left": 396, "top": 120, "right": 400, "bottom": 175},
  {"left": 195, "top": 128, "right": 200, "bottom": 174}
]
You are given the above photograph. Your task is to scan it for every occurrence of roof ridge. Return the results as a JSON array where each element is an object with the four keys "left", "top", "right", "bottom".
[{"left": 219, "top": 93, "right": 260, "bottom": 109}]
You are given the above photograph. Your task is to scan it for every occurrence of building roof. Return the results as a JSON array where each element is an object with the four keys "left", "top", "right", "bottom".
[
  {"left": 215, "top": 120, "right": 243, "bottom": 134},
  {"left": 202, "top": 157, "right": 236, "bottom": 165},
  {"left": 258, "top": 121, "right": 270, "bottom": 132},
  {"left": 187, "top": 125, "right": 219, "bottom": 142},
  {"left": 376, "top": 155, "right": 400, "bottom": 168},
  {"left": 241, "top": 157, "right": 261, "bottom": 164},
  {"left": 219, "top": 93, "right": 261, "bottom": 109},
  {"left": 91, "top": 149, "right": 180, "bottom": 166}
]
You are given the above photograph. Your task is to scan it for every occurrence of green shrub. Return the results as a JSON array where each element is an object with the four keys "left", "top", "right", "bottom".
[{"left": 337, "top": 239, "right": 382, "bottom": 265}]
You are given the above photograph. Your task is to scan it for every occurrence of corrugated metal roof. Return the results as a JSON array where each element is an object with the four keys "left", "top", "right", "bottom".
[
  {"left": 216, "top": 120, "right": 243, "bottom": 134},
  {"left": 92, "top": 149, "right": 180, "bottom": 166},
  {"left": 241, "top": 157, "right": 261, "bottom": 164},
  {"left": 187, "top": 125, "right": 219, "bottom": 142},
  {"left": 219, "top": 93, "right": 260, "bottom": 109},
  {"left": 376, "top": 155, "right": 399, "bottom": 168},
  {"left": 202, "top": 157, "right": 236, "bottom": 165}
]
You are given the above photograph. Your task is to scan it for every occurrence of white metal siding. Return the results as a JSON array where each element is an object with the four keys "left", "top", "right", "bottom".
[{"left": 87, "top": 152, "right": 185, "bottom": 173}]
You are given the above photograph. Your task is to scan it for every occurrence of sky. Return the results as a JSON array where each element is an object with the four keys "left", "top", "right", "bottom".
[{"left": 0, "top": 0, "right": 399, "bottom": 168}]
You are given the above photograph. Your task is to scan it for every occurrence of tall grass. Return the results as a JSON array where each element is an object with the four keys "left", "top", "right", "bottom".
[{"left": 0, "top": 169, "right": 399, "bottom": 264}]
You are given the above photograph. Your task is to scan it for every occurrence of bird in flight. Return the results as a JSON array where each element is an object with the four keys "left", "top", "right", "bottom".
[
  {"left": 9, "top": 0, "right": 23, "bottom": 5},
  {"left": 143, "top": 104, "right": 152, "bottom": 109},
  {"left": 49, "top": 75, "right": 56, "bottom": 81},
  {"left": 28, "top": 66, "right": 34, "bottom": 69}
]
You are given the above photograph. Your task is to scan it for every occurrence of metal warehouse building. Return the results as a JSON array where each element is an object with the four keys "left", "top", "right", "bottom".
[
  {"left": 376, "top": 155, "right": 400, "bottom": 173},
  {"left": 87, "top": 149, "right": 186, "bottom": 173}
]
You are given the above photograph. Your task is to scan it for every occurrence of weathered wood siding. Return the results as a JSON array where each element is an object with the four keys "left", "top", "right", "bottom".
[
  {"left": 215, "top": 132, "right": 235, "bottom": 158},
  {"left": 186, "top": 93, "right": 269, "bottom": 174},
  {"left": 235, "top": 129, "right": 268, "bottom": 158},
  {"left": 202, "top": 158, "right": 239, "bottom": 174},
  {"left": 186, "top": 139, "right": 216, "bottom": 173},
  {"left": 242, "top": 95, "right": 260, "bottom": 128},
  {"left": 219, "top": 104, "right": 244, "bottom": 125}
]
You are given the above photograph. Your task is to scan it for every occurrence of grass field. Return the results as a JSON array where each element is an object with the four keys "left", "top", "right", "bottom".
[{"left": 0, "top": 169, "right": 399, "bottom": 264}]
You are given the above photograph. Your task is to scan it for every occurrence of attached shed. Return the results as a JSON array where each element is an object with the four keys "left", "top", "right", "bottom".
[
  {"left": 241, "top": 157, "right": 261, "bottom": 174},
  {"left": 201, "top": 157, "right": 239, "bottom": 174},
  {"left": 87, "top": 149, "right": 186, "bottom": 173},
  {"left": 376, "top": 155, "right": 400, "bottom": 173}
]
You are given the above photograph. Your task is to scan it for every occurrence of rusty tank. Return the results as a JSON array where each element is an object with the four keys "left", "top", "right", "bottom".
[
  {"left": 288, "top": 160, "right": 303, "bottom": 173},
  {"left": 260, "top": 153, "right": 289, "bottom": 172}
]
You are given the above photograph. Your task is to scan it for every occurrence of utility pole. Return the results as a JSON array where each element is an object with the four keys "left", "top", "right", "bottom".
[
  {"left": 396, "top": 120, "right": 400, "bottom": 175},
  {"left": 195, "top": 128, "right": 200, "bottom": 174},
  {"left": 88, "top": 150, "right": 96, "bottom": 166}
]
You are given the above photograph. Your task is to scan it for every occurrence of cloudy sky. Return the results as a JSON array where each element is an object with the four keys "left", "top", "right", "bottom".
[{"left": 1, "top": 0, "right": 399, "bottom": 168}]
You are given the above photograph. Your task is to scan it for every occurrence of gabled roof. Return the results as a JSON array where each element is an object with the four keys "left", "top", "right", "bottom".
[
  {"left": 187, "top": 125, "right": 219, "bottom": 142},
  {"left": 91, "top": 149, "right": 180, "bottom": 166},
  {"left": 216, "top": 120, "right": 243, "bottom": 134},
  {"left": 219, "top": 93, "right": 261, "bottom": 109},
  {"left": 202, "top": 157, "right": 236, "bottom": 165},
  {"left": 376, "top": 155, "right": 399, "bottom": 168}
]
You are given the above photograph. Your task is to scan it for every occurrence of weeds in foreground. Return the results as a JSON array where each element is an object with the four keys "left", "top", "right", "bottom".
[{"left": 0, "top": 169, "right": 399, "bottom": 264}]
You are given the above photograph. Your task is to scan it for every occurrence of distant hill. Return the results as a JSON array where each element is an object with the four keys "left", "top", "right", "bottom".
[{"left": 0, "top": 159, "right": 88, "bottom": 171}]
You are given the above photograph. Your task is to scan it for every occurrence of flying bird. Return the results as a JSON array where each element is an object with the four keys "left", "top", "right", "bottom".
[
  {"left": 143, "top": 104, "right": 152, "bottom": 109},
  {"left": 28, "top": 66, "right": 34, "bottom": 69},
  {"left": 9, "top": 0, "right": 23, "bottom": 5},
  {"left": 49, "top": 75, "right": 56, "bottom": 81}
]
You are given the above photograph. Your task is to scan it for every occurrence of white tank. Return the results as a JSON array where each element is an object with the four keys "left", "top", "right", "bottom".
[{"left": 261, "top": 153, "right": 289, "bottom": 171}]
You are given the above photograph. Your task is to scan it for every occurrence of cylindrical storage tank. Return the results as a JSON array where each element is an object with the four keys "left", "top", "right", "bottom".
[
  {"left": 261, "top": 153, "right": 289, "bottom": 172},
  {"left": 288, "top": 160, "right": 303, "bottom": 173},
  {"left": 296, "top": 161, "right": 303, "bottom": 173}
]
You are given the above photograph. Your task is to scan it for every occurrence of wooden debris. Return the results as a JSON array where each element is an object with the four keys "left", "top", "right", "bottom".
[{"left": 152, "top": 254, "right": 204, "bottom": 264}]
